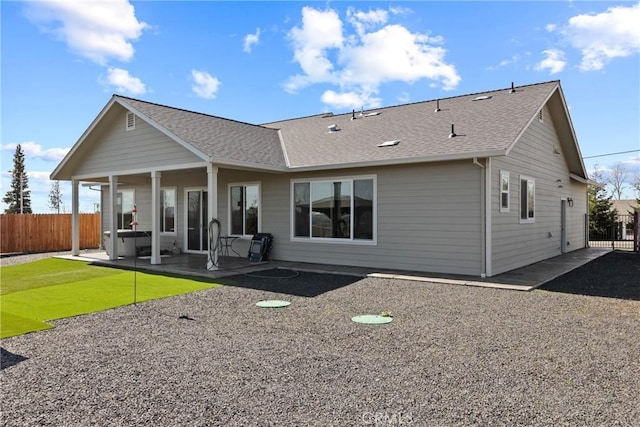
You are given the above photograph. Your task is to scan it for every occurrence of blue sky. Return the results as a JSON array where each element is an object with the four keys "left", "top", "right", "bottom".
[{"left": 2, "top": 0, "right": 639, "bottom": 213}]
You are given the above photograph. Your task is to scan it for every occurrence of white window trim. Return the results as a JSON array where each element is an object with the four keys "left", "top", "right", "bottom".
[
  {"left": 499, "top": 170, "right": 510, "bottom": 213},
  {"left": 519, "top": 175, "right": 535, "bottom": 223},
  {"left": 160, "top": 187, "right": 177, "bottom": 235},
  {"left": 290, "top": 174, "right": 377, "bottom": 245},
  {"left": 117, "top": 189, "right": 135, "bottom": 229},
  {"left": 126, "top": 112, "right": 135, "bottom": 131},
  {"left": 227, "top": 182, "right": 261, "bottom": 238}
]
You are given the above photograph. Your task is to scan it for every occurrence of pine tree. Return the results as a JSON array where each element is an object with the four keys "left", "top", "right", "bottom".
[
  {"left": 48, "top": 180, "right": 63, "bottom": 213},
  {"left": 3, "top": 144, "right": 32, "bottom": 214},
  {"left": 588, "top": 167, "right": 616, "bottom": 238}
]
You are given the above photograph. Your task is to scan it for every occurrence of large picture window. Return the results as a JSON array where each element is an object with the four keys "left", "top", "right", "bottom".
[
  {"left": 293, "top": 177, "right": 375, "bottom": 241},
  {"left": 229, "top": 183, "right": 260, "bottom": 236},
  {"left": 520, "top": 176, "right": 535, "bottom": 222},
  {"left": 117, "top": 189, "right": 135, "bottom": 229},
  {"left": 160, "top": 188, "right": 176, "bottom": 233}
]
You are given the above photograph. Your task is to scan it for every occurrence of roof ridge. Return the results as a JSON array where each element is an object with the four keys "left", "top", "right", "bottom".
[
  {"left": 113, "top": 94, "right": 276, "bottom": 131},
  {"left": 262, "top": 80, "right": 560, "bottom": 125}
]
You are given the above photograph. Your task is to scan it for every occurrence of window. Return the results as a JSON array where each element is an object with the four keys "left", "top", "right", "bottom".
[
  {"left": 126, "top": 112, "right": 135, "bottom": 131},
  {"left": 520, "top": 176, "right": 535, "bottom": 222},
  {"left": 292, "top": 176, "right": 375, "bottom": 241},
  {"left": 160, "top": 188, "right": 176, "bottom": 233},
  {"left": 117, "top": 190, "right": 135, "bottom": 229},
  {"left": 500, "top": 171, "right": 510, "bottom": 212},
  {"left": 229, "top": 183, "right": 260, "bottom": 236}
]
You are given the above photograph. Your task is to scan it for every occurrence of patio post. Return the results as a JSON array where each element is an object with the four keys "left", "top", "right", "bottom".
[
  {"left": 207, "top": 164, "right": 218, "bottom": 219},
  {"left": 108, "top": 175, "right": 118, "bottom": 260},
  {"left": 150, "top": 171, "right": 162, "bottom": 264},
  {"left": 71, "top": 178, "right": 80, "bottom": 256},
  {"left": 207, "top": 164, "right": 218, "bottom": 269}
]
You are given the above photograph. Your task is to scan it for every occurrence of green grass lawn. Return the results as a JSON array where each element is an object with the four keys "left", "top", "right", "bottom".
[{"left": 0, "top": 258, "right": 221, "bottom": 338}]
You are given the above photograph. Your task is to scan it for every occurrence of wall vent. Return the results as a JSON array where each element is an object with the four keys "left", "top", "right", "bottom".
[
  {"left": 126, "top": 111, "right": 135, "bottom": 131},
  {"left": 538, "top": 109, "right": 543, "bottom": 123}
]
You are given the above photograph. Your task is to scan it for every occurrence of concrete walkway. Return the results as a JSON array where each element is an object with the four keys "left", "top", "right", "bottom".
[{"left": 58, "top": 247, "right": 613, "bottom": 292}]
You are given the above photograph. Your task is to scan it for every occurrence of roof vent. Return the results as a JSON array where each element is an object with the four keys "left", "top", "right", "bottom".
[
  {"left": 377, "top": 140, "right": 400, "bottom": 147},
  {"left": 472, "top": 95, "right": 492, "bottom": 101},
  {"left": 328, "top": 124, "right": 339, "bottom": 132},
  {"left": 351, "top": 109, "right": 357, "bottom": 120},
  {"left": 322, "top": 112, "right": 334, "bottom": 118},
  {"left": 509, "top": 82, "right": 516, "bottom": 93},
  {"left": 365, "top": 112, "right": 381, "bottom": 117},
  {"left": 448, "top": 124, "right": 456, "bottom": 138},
  {"left": 434, "top": 99, "right": 441, "bottom": 112}
]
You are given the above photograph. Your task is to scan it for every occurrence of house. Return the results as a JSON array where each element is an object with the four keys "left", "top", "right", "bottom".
[
  {"left": 610, "top": 199, "right": 639, "bottom": 241},
  {"left": 51, "top": 80, "right": 590, "bottom": 277}
]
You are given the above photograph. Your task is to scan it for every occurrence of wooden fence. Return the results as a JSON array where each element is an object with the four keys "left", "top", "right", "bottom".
[{"left": 0, "top": 213, "right": 101, "bottom": 254}]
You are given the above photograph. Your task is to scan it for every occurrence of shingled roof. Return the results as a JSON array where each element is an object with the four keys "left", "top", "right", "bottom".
[
  {"left": 114, "top": 96, "right": 287, "bottom": 170},
  {"left": 53, "top": 80, "right": 586, "bottom": 180},
  {"left": 264, "top": 80, "right": 567, "bottom": 170}
]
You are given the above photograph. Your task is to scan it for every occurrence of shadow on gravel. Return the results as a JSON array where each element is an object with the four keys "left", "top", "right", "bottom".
[
  {"left": 1, "top": 348, "right": 29, "bottom": 370},
  {"left": 222, "top": 269, "right": 362, "bottom": 297},
  {"left": 539, "top": 251, "right": 640, "bottom": 301}
]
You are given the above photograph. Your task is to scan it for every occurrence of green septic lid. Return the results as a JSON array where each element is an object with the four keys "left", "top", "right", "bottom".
[
  {"left": 255, "top": 300, "right": 291, "bottom": 308},
  {"left": 351, "top": 314, "right": 393, "bottom": 324}
]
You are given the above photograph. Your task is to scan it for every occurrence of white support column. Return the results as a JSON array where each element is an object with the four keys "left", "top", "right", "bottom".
[
  {"left": 206, "top": 164, "right": 218, "bottom": 270},
  {"left": 207, "top": 164, "right": 218, "bottom": 220},
  {"left": 150, "top": 171, "right": 162, "bottom": 265},
  {"left": 108, "top": 175, "right": 119, "bottom": 260},
  {"left": 71, "top": 179, "right": 80, "bottom": 256}
]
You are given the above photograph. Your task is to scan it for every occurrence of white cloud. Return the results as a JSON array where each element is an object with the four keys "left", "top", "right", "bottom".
[
  {"left": 347, "top": 7, "right": 389, "bottom": 36},
  {"left": 552, "top": 3, "right": 640, "bottom": 71},
  {"left": 285, "top": 6, "right": 460, "bottom": 110},
  {"left": 191, "top": 70, "right": 221, "bottom": 99},
  {"left": 104, "top": 67, "right": 146, "bottom": 95},
  {"left": 535, "top": 49, "right": 567, "bottom": 74},
  {"left": 321, "top": 89, "right": 381, "bottom": 110},
  {"left": 243, "top": 28, "right": 261, "bottom": 53},
  {"left": 25, "top": 0, "right": 149, "bottom": 65},
  {"left": 1, "top": 141, "right": 69, "bottom": 163}
]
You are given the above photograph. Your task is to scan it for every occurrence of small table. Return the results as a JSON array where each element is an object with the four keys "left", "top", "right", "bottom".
[{"left": 220, "top": 236, "right": 241, "bottom": 257}]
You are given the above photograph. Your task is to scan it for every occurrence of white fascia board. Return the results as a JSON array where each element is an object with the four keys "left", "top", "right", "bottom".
[
  {"left": 286, "top": 150, "right": 507, "bottom": 172},
  {"left": 51, "top": 96, "right": 120, "bottom": 180},
  {"left": 504, "top": 82, "right": 560, "bottom": 157},
  {"left": 114, "top": 98, "right": 210, "bottom": 162},
  {"left": 277, "top": 129, "right": 291, "bottom": 168},
  {"left": 554, "top": 84, "right": 588, "bottom": 177}
]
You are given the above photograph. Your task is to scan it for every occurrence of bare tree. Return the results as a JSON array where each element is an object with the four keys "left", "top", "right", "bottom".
[
  {"left": 607, "top": 162, "right": 628, "bottom": 200},
  {"left": 48, "top": 181, "right": 63, "bottom": 213}
]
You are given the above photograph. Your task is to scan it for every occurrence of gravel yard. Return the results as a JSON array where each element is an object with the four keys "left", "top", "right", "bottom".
[{"left": 1, "top": 252, "right": 639, "bottom": 426}]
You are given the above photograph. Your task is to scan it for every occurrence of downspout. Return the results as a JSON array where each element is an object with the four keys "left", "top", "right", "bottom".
[{"left": 473, "top": 157, "right": 491, "bottom": 277}]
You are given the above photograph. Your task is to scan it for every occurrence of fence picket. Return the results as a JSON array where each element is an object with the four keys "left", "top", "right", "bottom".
[{"left": 0, "top": 213, "right": 100, "bottom": 253}]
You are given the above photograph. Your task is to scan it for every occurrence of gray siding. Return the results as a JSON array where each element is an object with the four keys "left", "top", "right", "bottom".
[
  {"left": 491, "top": 104, "right": 587, "bottom": 275},
  {"left": 76, "top": 105, "right": 202, "bottom": 177},
  {"left": 102, "top": 162, "right": 484, "bottom": 275}
]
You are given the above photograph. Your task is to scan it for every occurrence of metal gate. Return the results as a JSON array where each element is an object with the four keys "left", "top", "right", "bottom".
[{"left": 589, "top": 211, "right": 639, "bottom": 251}]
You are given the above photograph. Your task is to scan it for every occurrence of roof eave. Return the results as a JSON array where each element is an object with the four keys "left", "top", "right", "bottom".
[
  {"left": 114, "top": 98, "right": 211, "bottom": 163},
  {"left": 51, "top": 96, "right": 120, "bottom": 181},
  {"left": 286, "top": 150, "right": 507, "bottom": 172}
]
